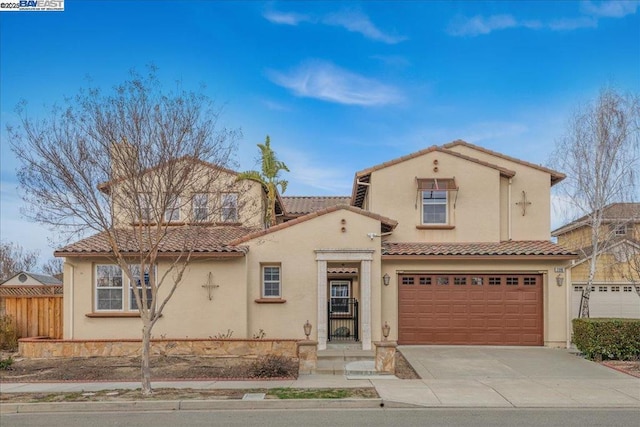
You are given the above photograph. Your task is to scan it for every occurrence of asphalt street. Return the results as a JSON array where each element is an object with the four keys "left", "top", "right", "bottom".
[{"left": 2, "top": 408, "right": 640, "bottom": 427}]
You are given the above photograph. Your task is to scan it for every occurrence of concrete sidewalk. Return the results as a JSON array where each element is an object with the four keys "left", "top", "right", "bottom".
[{"left": 1, "top": 347, "right": 639, "bottom": 411}]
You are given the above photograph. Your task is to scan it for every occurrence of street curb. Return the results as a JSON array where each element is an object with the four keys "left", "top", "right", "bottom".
[{"left": 0, "top": 398, "right": 385, "bottom": 414}]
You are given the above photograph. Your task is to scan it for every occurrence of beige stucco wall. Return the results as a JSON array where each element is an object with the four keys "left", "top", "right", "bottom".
[
  {"left": 446, "top": 144, "right": 552, "bottom": 240},
  {"left": 243, "top": 209, "right": 383, "bottom": 342},
  {"left": 368, "top": 150, "right": 503, "bottom": 242},
  {"left": 63, "top": 256, "right": 248, "bottom": 340},
  {"left": 380, "top": 257, "right": 571, "bottom": 347},
  {"left": 110, "top": 164, "right": 264, "bottom": 229}
]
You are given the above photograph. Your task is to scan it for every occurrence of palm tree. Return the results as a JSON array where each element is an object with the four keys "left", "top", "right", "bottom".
[{"left": 238, "top": 136, "right": 289, "bottom": 227}]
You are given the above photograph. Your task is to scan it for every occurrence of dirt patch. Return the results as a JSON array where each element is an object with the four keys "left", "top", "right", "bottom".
[
  {"left": 601, "top": 360, "right": 640, "bottom": 378},
  {"left": 395, "top": 350, "right": 420, "bottom": 379},
  {"left": 0, "top": 352, "right": 297, "bottom": 382}
]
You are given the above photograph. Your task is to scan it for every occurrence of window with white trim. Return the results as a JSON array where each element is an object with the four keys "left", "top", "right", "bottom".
[
  {"left": 330, "top": 281, "right": 350, "bottom": 314},
  {"left": 95, "top": 264, "right": 155, "bottom": 312},
  {"left": 422, "top": 190, "right": 447, "bottom": 224},
  {"left": 129, "top": 264, "right": 154, "bottom": 310},
  {"left": 96, "top": 265, "right": 124, "bottom": 311},
  {"left": 138, "top": 193, "right": 152, "bottom": 222},
  {"left": 262, "top": 265, "right": 281, "bottom": 298},
  {"left": 164, "top": 195, "right": 180, "bottom": 222},
  {"left": 612, "top": 224, "right": 627, "bottom": 235},
  {"left": 192, "top": 193, "right": 209, "bottom": 221},
  {"left": 221, "top": 193, "right": 238, "bottom": 222}
]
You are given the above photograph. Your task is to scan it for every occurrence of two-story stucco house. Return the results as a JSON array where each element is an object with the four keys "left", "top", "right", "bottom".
[
  {"left": 552, "top": 203, "right": 640, "bottom": 319},
  {"left": 56, "top": 140, "right": 576, "bottom": 350}
]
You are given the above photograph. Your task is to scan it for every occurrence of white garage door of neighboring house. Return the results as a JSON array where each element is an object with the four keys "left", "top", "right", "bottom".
[{"left": 572, "top": 284, "right": 640, "bottom": 319}]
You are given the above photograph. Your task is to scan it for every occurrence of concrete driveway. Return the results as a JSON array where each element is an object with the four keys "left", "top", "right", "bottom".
[
  {"left": 398, "top": 346, "right": 631, "bottom": 380},
  {"left": 370, "top": 346, "right": 640, "bottom": 408}
]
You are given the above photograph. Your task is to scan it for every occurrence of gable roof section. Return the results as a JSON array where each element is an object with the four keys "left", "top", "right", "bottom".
[
  {"left": 55, "top": 226, "right": 257, "bottom": 257},
  {"left": 282, "top": 196, "right": 351, "bottom": 216},
  {"left": 98, "top": 156, "right": 239, "bottom": 194},
  {"left": 351, "top": 145, "right": 516, "bottom": 208},
  {"left": 0, "top": 271, "right": 63, "bottom": 286},
  {"left": 552, "top": 203, "right": 640, "bottom": 236},
  {"left": 230, "top": 204, "right": 398, "bottom": 245},
  {"left": 443, "top": 140, "right": 566, "bottom": 186},
  {"left": 382, "top": 240, "right": 576, "bottom": 259},
  {"left": 568, "top": 237, "right": 640, "bottom": 267}
]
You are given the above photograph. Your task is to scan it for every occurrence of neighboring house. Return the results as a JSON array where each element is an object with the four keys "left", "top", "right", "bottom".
[
  {"left": 552, "top": 203, "right": 640, "bottom": 319},
  {"left": 55, "top": 140, "right": 576, "bottom": 349},
  {"left": 1, "top": 271, "right": 63, "bottom": 287}
]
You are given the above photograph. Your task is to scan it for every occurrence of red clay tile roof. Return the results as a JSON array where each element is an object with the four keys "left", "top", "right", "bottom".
[
  {"left": 443, "top": 140, "right": 566, "bottom": 185},
  {"left": 55, "top": 226, "right": 257, "bottom": 256},
  {"left": 552, "top": 203, "right": 640, "bottom": 236},
  {"left": 382, "top": 240, "right": 576, "bottom": 257},
  {"left": 351, "top": 144, "right": 517, "bottom": 208},
  {"left": 282, "top": 196, "right": 352, "bottom": 215},
  {"left": 230, "top": 205, "right": 398, "bottom": 245}
]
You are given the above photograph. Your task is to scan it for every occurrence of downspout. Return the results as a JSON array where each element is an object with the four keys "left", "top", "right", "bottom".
[{"left": 507, "top": 178, "right": 513, "bottom": 240}]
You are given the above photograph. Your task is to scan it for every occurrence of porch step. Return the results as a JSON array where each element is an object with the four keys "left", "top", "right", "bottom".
[{"left": 316, "top": 346, "right": 375, "bottom": 375}]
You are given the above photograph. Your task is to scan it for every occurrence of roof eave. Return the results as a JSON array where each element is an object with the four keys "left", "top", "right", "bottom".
[{"left": 382, "top": 254, "right": 577, "bottom": 260}]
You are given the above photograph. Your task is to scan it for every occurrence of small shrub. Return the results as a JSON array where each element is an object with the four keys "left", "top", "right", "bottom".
[
  {"left": 0, "top": 356, "right": 13, "bottom": 370},
  {"left": 0, "top": 314, "right": 18, "bottom": 351},
  {"left": 572, "top": 318, "right": 640, "bottom": 361},
  {"left": 212, "top": 329, "right": 234, "bottom": 339},
  {"left": 252, "top": 329, "right": 266, "bottom": 339},
  {"left": 249, "top": 355, "right": 298, "bottom": 378}
]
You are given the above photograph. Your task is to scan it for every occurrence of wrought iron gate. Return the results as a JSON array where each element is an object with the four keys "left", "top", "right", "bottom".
[{"left": 328, "top": 298, "right": 359, "bottom": 341}]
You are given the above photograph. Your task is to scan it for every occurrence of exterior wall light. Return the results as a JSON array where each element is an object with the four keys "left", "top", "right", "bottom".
[
  {"left": 383, "top": 273, "right": 390, "bottom": 286},
  {"left": 303, "top": 320, "right": 312, "bottom": 339},
  {"left": 382, "top": 321, "right": 391, "bottom": 341},
  {"left": 556, "top": 275, "right": 564, "bottom": 287}
]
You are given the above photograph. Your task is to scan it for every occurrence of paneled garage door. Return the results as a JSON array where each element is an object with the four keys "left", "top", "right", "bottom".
[{"left": 398, "top": 273, "right": 543, "bottom": 346}]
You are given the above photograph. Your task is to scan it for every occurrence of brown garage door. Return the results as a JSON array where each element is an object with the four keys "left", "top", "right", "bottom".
[{"left": 398, "top": 273, "right": 543, "bottom": 346}]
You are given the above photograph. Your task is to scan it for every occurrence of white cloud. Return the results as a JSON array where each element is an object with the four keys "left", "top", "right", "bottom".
[
  {"left": 322, "top": 10, "right": 407, "bottom": 44},
  {"left": 447, "top": 14, "right": 518, "bottom": 37},
  {"left": 267, "top": 60, "right": 403, "bottom": 106},
  {"left": 263, "top": 8, "right": 406, "bottom": 44},
  {"left": 547, "top": 16, "right": 598, "bottom": 31},
  {"left": 581, "top": 0, "right": 640, "bottom": 18},
  {"left": 448, "top": 2, "right": 638, "bottom": 37},
  {"left": 263, "top": 11, "right": 311, "bottom": 26}
]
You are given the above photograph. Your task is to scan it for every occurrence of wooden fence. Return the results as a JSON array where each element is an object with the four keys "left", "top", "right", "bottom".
[{"left": 0, "top": 286, "right": 63, "bottom": 339}]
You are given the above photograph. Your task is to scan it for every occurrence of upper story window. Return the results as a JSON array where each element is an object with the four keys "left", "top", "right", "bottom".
[
  {"left": 192, "top": 193, "right": 209, "bottom": 222},
  {"left": 164, "top": 195, "right": 180, "bottom": 222},
  {"left": 137, "top": 193, "right": 152, "bottom": 222},
  {"left": 417, "top": 178, "right": 456, "bottom": 226},
  {"left": 612, "top": 224, "right": 627, "bottom": 236},
  {"left": 221, "top": 193, "right": 238, "bottom": 223},
  {"left": 422, "top": 190, "right": 447, "bottom": 224}
]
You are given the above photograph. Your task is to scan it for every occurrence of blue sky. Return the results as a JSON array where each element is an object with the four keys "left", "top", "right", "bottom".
[{"left": 1, "top": 1, "right": 639, "bottom": 265}]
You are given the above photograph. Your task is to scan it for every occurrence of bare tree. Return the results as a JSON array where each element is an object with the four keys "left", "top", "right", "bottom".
[
  {"left": 0, "top": 241, "right": 39, "bottom": 281},
  {"left": 41, "top": 258, "right": 63, "bottom": 277},
  {"left": 551, "top": 87, "right": 640, "bottom": 318},
  {"left": 8, "top": 67, "right": 242, "bottom": 394}
]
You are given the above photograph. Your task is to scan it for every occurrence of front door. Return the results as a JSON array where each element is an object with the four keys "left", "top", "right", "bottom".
[{"left": 328, "top": 280, "right": 359, "bottom": 341}]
